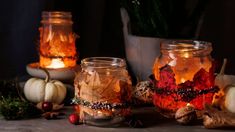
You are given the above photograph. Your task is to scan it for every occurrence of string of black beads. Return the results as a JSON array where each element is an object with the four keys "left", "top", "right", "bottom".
[
  {"left": 155, "top": 86, "right": 219, "bottom": 102},
  {"left": 72, "top": 97, "right": 129, "bottom": 110}
]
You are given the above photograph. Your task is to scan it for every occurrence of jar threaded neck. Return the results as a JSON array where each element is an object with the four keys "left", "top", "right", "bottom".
[
  {"left": 160, "top": 40, "right": 212, "bottom": 56},
  {"left": 41, "top": 11, "right": 73, "bottom": 24},
  {"left": 81, "top": 57, "right": 126, "bottom": 69}
]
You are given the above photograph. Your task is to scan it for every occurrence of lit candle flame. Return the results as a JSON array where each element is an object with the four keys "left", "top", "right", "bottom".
[
  {"left": 184, "top": 52, "right": 189, "bottom": 58},
  {"left": 181, "top": 78, "right": 186, "bottom": 83},
  {"left": 186, "top": 103, "right": 191, "bottom": 107},
  {"left": 46, "top": 58, "right": 65, "bottom": 69}
]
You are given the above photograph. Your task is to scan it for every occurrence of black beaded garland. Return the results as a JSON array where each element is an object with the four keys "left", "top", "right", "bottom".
[
  {"left": 155, "top": 86, "right": 219, "bottom": 102},
  {"left": 72, "top": 97, "right": 128, "bottom": 110}
]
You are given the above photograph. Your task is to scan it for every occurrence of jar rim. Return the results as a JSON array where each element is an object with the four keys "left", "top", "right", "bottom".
[
  {"left": 42, "top": 11, "right": 72, "bottom": 18},
  {"left": 41, "top": 11, "right": 73, "bottom": 24},
  {"left": 81, "top": 57, "right": 126, "bottom": 68},
  {"left": 160, "top": 39, "right": 212, "bottom": 51}
]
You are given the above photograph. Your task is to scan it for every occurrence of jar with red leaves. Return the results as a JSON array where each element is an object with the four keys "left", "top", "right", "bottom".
[{"left": 152, "top": 40, "right": 219, "bottom": 118}]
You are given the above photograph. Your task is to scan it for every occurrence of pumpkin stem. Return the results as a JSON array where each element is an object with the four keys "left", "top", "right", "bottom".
[
  {"left": 219, "top": 58, "right": 227, "bottom": 75},
  {"left": 41, "top": 68, "right": 50, "bottom": 82}
]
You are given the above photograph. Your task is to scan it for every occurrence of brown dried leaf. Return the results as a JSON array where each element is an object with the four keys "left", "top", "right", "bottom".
[
  {"left": 42, "top": 112, "right": 65, "bottom": 120},
  {"left": 52, "top": 103, "right": 64, "bottom": 111},
  {"left": 203, "top": 106, "right": 235, "bottom": 129}
]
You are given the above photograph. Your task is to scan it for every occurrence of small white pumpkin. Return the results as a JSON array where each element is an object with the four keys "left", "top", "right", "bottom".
[
  {"left": 224, "top": 85, "right": 235, "bottom": 113},
  {"left": 213, "top": 59, "right": 235, "bottom": 113},
  {"left": 24, "top": 69, "right": 67, "bottom": 104}
]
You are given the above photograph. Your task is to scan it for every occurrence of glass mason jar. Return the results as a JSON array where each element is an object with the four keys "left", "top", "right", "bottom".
[
  {"left": 152, "top": 40, "right": 218, "bottom": 118},
  {"left": 39, "top": 11, "right": 77, "bottom": 69},
  {"left": 74, "top": 57, "right": 132, "bottom": 126}
]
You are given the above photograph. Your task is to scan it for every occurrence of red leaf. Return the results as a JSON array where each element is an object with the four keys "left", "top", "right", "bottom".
[
  {"left": 154, "top": 63, "right": 216, "bottom": 112},
  {"left": 156, "top": 65, "right": 177, "bottom": 90},
  {"left": 178, "top": 80, "right": 194, "bottom": 89},
  {"left": 193, "top": 62, "right": 215, "bottom": 90}
]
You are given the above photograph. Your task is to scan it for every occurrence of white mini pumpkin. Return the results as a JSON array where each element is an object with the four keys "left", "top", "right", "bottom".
[
  {"left": 213, "top": 59, "right": 235, "bottom": 113},
  {"left": 224, "top": 85, "right": 235, "bottom": 113},
  {"left": 24, "top": 69, "right": 67, "bottom": 104}
]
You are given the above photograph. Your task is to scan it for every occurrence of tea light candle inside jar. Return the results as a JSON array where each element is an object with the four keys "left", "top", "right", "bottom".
[
  {"left": 39, "top": 11, "right": 77, "bottom": 69},
  {"left": 46, "top": 58, "right": 65, "bottom": 69},
  {"left": 180, "top": 78, "right": 186, "bottom": 83},
  {"left": 186, "top": 103, "right": 192, "bottom": 107},
  {"left": 182, "top": 51, "right": 190, "bottom": 58},
  {"left": 26, "top": 11, "right": 79, "bottom": 81}
]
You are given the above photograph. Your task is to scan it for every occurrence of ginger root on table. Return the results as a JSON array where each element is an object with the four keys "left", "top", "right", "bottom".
[{"left": 203, "top": 106, "right": 235, "bottom": 129}]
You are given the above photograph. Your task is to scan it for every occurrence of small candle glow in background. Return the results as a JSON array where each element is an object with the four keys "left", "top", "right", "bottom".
[{"left": 39, "top": 11, "right": 77, "bottom": 69}]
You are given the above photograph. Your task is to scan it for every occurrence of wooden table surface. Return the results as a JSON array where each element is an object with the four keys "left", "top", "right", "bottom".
[{"left": 0, "top": 107, "right": 233, "bottom": 132}]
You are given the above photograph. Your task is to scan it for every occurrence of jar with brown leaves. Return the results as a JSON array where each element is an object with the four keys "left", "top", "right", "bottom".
[{"left": 74, "top": 57, "right": 132, "bottom": 127}]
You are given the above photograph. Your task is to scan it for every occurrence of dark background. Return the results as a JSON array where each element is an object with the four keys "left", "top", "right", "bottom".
[{"left": 0, "top": 0, "right": 234, "bottom": 79}]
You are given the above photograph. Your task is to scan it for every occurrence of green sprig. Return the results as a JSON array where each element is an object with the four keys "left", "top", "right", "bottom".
[
  {"left": 0, "top": 96, "right": 40, "bottom": 120},
  {"left": 0, "top": 79, "right": 41, "bottom": 120}
]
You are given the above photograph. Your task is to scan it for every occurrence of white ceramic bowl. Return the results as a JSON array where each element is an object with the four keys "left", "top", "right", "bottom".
[{"left": 26, "top": 62, "right": 81, "bottom": 82}]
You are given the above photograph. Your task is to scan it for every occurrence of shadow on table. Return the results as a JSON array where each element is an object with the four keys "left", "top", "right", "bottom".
[{"left": 131, "top": 107, "right": 174, "bottom": 127}]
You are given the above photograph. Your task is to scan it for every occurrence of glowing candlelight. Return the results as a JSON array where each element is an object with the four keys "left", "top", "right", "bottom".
[
  {"left": 46, "top": 58, "right": 65, "bottom": 69},
  {"left": 39, "top": 11, "right": 77, "bottom": 69},
  {"left": 186, "top": 103, "right": 191, "bottom": 107},
  {"left": 153, "top": 40, "right": 216, "bottom": 116},
  {"left": 183, "top": 52, "right": 190, "bottom": 58},
  {"left": 181, "top": 78, "right": 186, "bottom": 83}
]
